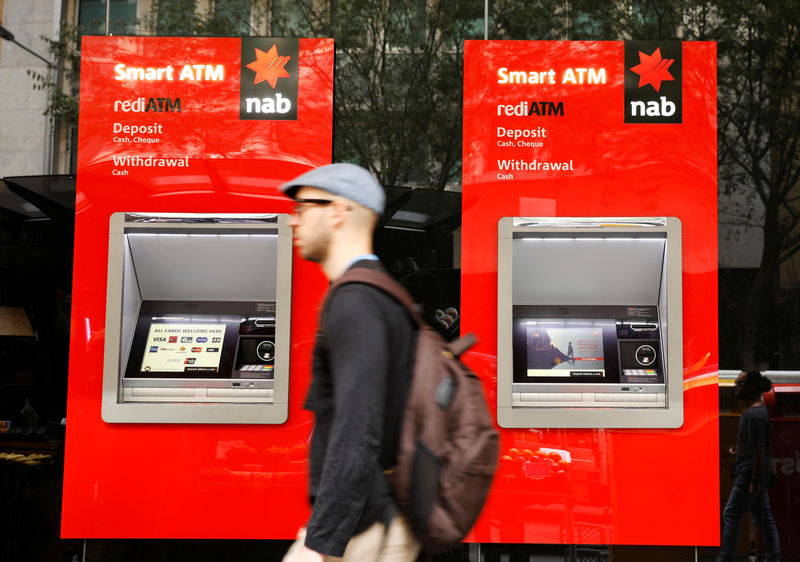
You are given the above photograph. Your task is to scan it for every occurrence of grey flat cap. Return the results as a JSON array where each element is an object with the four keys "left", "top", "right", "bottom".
[{"left": 279, "top": 163, "right": 385, "bottom": 215}]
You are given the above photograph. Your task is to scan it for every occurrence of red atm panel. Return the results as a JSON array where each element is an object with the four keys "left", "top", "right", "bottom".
[
  {"left": 461, "top": 41, "right": 719, "bottom": 546},
  {"left": 62, "top": 37, "right": 333, "bottom": 539}
]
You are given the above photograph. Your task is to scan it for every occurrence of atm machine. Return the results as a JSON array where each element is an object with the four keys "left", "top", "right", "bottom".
[
  {"left": 101, "top": 212, "right": 292, "bottom": 424},
  {"left": 497, "top": 217, "right": 683, "bottom": 428}
]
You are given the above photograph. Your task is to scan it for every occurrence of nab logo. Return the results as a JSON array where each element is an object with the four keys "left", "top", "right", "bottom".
[
  {"left": 624, "top": 41, "right": 682, "bottom": 124},
  {"left": 240, "top": 38, "right": 299, "bottom": 121}
]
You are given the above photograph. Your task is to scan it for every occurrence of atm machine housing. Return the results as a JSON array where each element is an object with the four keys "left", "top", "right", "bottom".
[
  {"left": 101, "top": 212, "right": 292, "bottom": 424},
  {"left": 497, "top": 217, "right": 683, "bottom": 428}
]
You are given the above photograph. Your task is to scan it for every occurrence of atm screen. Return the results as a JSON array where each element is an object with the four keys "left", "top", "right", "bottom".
[
  {"left": 524, "top": 323, "right": 606, "bottom": 378},
  {"left": 120, "top": 299, "right": 282, "bottom": 380},
  {"left": 513, "top": 318, "right": 622, "bottom": 384},
  {"left": 139, "top": 321, "right": 227, "bottom": 375},
  {"left": 125, "top": 310, "right": 242, "bottom": 379}
]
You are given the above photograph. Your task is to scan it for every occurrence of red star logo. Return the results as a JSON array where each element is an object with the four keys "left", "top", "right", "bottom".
[
  {"left": 245, "top": 45, "right": 290, "bottom": 89},
  {"left": 629, "top": 47, "right": 674, "bottom": 93}
]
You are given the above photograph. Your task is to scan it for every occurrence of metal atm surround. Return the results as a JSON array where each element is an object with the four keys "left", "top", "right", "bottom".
[
  {"left": 101, "top": 212, "right": 292, "bottom": 424},
  {"left": 497, "top": 217, "right": 683, "bottom": 429}
]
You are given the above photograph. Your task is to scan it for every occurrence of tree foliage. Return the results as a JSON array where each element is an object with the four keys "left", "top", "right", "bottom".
[
  {"left": 273, "top": 0, "right": 482, "bottom": 189},
  {"left": 594, "top": 0, "right": 800, "bottom": 368},
  {"left": 474, "top": 0, "right": 800, "bottom": 367},
  {"left": 29, "top": 0, "right": 800, "bottom": 365},
  {"left": 28, "top": 22, "right": 81, "bottom": 128},
  {"left": 141, "top": 0, "right": 263, "bottom": 36},
  {"left": 715, "top": 0, "right": 800, "bottom": 367},
  {"left": 133, "top": 0, "right": 482, "bottom": 189}
]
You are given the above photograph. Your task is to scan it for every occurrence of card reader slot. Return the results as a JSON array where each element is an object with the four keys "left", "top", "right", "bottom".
[
  {"left": 207, "top": 388, "right": 272, "bottom": 397},
  {"left": 595, "top": 392, "right": 658, "bottom": 402}
]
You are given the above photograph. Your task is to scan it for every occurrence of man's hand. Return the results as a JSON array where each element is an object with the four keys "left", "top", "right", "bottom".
[{"left": 283, "top": 544, "right": 325, "bottom": 562}]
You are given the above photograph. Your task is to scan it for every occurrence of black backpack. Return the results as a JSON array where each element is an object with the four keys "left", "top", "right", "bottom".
[{"left": 332, "top": 267, "right": 499, "bottom": 554}]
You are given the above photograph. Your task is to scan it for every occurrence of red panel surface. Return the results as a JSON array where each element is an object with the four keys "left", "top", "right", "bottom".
[
  {"left": 461, "top": 41, "right": 719, "bottom": 545},
  {"left": 62, "top": 37, "right": 333, "bottom": 538}
]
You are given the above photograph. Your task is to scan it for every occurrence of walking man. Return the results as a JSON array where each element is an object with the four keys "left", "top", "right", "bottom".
[
  {"left": 280, "top": 163, "right": 421, "bottom": 562},
  {"left": 716, "top": 369, "right": 780, "bottom": 562}
]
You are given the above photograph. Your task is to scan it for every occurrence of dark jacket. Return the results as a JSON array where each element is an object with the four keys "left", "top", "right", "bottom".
[
  {"left": 734, "top": 403, "right": 773, "bottom": 483},
  {"left": 303, "top": 260, "right": 415, "bottom": 556}
]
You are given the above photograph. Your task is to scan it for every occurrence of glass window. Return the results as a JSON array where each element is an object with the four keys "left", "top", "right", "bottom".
[{"left": 78, "top": 0, "right": 138, "bottom": 35}]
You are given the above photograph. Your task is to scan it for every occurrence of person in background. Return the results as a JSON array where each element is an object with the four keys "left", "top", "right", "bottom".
[
  {"left": 716, "top": 369, "right": 780, "bottom": 562},
  {"left": 279, "top": 163, "right": 420, "bottom": 562}
]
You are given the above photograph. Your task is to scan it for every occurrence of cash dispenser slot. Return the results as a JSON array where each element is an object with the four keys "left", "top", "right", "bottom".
[
  {"left": 497, "top": 217, "right": 683, "bottom": 428},
  {"left": 101, "top": 212, "right": 292, "bottom": 424},
  {"left": 629, "top": 323, "right": 659, "bottom": 331}
]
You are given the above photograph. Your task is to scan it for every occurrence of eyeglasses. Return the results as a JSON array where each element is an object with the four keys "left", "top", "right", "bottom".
[{"left": 292, "top": 198, "right": 335, "bottom": 215}]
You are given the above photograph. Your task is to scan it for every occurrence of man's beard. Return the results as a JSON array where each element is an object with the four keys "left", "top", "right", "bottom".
[{"left": 299, "top": 231, "right": 330, "bottom": 264}]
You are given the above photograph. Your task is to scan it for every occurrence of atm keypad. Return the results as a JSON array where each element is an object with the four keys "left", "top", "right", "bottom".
[
  {"left": 623, "top": 369, "right": 658, "bottom": 377},
  {"left": 238, "top": 364, "right": 274, "bottom": 372}
]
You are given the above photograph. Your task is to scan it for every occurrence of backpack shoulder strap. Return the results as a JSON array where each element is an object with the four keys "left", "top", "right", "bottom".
[
  {"left": 331, "top": 267, "right": 425, "bottom": 328},
  {"left": 333, "top": 268, "right": 479, "bottom": 357},
  {"left": 446, "top": 333, "right": 477, "bottom": 358}
]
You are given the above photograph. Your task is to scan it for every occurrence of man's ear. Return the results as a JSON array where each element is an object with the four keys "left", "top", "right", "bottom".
[{"left": 328, "top": 199, "right": 350, "bottom": 228}]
